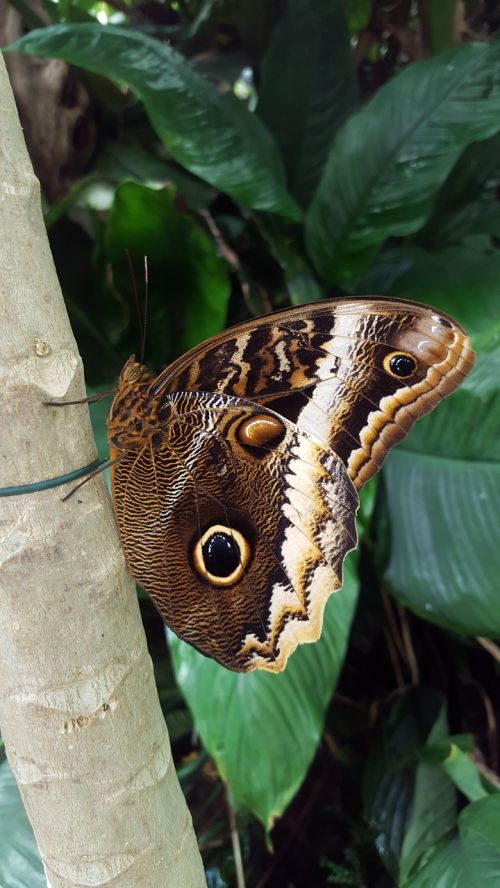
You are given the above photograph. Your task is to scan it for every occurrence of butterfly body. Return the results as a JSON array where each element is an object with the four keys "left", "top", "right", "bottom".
[{"left": 108, "top": 297, "right": 474, "bottom": 672}]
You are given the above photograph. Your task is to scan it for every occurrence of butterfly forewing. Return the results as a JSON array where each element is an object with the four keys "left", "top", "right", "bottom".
[
  {"left": 150, "top": 297, "right": 474, "bottom": 489},
  {"left": 108, "top": 297, "right": 474, "bottom": 671}
]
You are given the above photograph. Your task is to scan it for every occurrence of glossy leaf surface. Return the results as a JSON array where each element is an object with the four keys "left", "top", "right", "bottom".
[
  {"left": 170, "top": 552, "right": 359, "bottom": 828},
  {"left": 360, "top": 247, "right": 500, "bottom": 636},
  {"left": 10, "top": 24, "right": 301, "bottom": 219},
  {"left": 363, "top": 690, "right": 455, "bottom": 880},
  {"left": 406, "top": 795, "right": 500, "bottom": 887},
  {"left": 306, "top": 42, "right": 500, "bottom": 283},
  {"left": 257, "top": 0, "right": 358, "bottom": 206}
]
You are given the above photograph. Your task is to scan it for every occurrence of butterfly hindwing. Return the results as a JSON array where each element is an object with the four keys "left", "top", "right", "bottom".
[{"left": 110, "top": 392, "right": 358, "bottom": 672}]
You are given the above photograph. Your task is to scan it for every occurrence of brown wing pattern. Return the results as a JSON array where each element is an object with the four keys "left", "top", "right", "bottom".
[
  {"left": 110, "top": 391, "right": 358, "bottom": 672},
  {"left": 150, "top": 297, "right": 475, "bottom": 490},
  {"left": 108, "top": 296, "right": 474, "bottom": 672}
]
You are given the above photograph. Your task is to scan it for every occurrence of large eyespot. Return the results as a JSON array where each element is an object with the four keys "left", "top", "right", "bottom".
[
  {"left": 383, "top": 351, "right": 417, "bottom": 379},
  {"left": 192, "top": 524, "right": 251, "bottom": 587}
]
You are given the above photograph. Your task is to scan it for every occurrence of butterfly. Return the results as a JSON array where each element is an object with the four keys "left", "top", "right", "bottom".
[{"left": 106, "top": 297, "right": 474, "bottom": 673}]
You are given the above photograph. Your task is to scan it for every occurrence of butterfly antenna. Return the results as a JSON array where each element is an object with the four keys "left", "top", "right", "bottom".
[
  {"left": 44, "top": 389, "right": 116, "bottom": 408},
  {"left": 125, "top": 249, "right": 144, "bottom": 359},
  {"left": 141, "top": 255, "right": 149, "bottom": 365}
]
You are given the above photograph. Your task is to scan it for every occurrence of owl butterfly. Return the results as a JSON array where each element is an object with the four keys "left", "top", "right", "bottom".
[{"left": 108, "top": 297, "right": 474, "bottom": 673}]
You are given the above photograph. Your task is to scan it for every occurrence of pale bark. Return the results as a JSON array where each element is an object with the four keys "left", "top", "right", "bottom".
[{"left": 0, "top": 54, "right": 205, "bottom": 888}]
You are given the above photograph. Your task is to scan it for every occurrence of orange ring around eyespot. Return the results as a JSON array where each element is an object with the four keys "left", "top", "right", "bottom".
[{"left": 192, "top": 524, "right": 251, "bottom": 588}]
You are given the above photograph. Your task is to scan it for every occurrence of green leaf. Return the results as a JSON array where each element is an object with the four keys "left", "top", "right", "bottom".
[
  {"left": 423, "top": 734, "right": 474, "bottom": 760},
  {"left": 8, "top": 24, "right": 301, "bottom": 219},
  {"left": 440, "top": 744, "right": 489, "bottom": 803},
  {"left": 96, "top": 143, "right": 216, "bottom": 211},
  {"left": 257, "top": 217, "right": 324, "bottom": 305},
  {"left": 459, "top": 795, "right": 500, "bottom": 876},
  {"left": 419, "top": 131, "right": 500, "bottom": 247},
  {"left": 305, "top": 42, "right": 500, "bottom": 284},
  {"left": 257, "top": 0, "right": 358, "bottom": 207},
  {"left": 380, "top": 442, "right": 500, "bottom": 637},
  {"left": 363, "top": 690, "right": 455, "bottom": 879},
  {"left": 404, "top": 837, "right": 465, "bottom": 888},
  {"left": 0, "top": 760, "right": 45, "bottom": 888},
  {"left": 105, "top": 181, "right": 230, "bottom": 360},
  {"left": 400, "top": 706, "right": 456, "bottom": 883},
  {"left": 405, "top": 795, "right": 500, "bottom": 887},
  {"left": 357, "top": 247, "right": 500, "bottom": 636},
  {"left": 170, "top": 551, "right": 359, "bottom": 828}
]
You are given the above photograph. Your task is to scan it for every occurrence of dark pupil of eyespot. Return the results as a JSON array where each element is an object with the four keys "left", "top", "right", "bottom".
[
  {"left": 390, "top": 354, "right": 415, "bottom": 377},
  {"left": 437, "top": 316, "right": 452, "bottom": 328},
  {"left": 202, "top": 532, "right": 240, "bottom": 578}
]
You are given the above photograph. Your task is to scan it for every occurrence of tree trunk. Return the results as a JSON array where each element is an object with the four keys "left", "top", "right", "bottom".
[{"left": 0, "top": 53, "right": 205, "bottom": 888}]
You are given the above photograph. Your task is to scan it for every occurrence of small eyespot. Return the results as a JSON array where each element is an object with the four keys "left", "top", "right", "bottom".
[
  {"left": 237, "top": 414, "right": 286, "bottom": 451},
  {"left": 193, "top": 524, "right": 251, "bottom": 587},
  {"left": 383, "top": 351, "right": 417, "bottom": 379},
  {"left": 134, "top": 420, "right": 142, "bottom": 432}
]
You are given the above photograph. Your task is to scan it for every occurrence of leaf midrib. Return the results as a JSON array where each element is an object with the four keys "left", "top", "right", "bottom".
[{"left": 334, "top": 45, "right": 494, "bottom": 256}]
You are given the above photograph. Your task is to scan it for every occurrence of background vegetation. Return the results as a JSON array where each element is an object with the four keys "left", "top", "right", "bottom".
[{"left": 1, "top": 1, "right": 500, "bottom": 885}]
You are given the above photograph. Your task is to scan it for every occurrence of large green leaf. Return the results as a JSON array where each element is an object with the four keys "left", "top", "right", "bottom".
[
  {"left": 257, "top": 0, "right": 358, "bottom": 207},
  {"left": 170, "top": 551, "right": 359, "bottom": 828},
  {"left": 8, "top": 24, "right": 301, "bottom": 219},
  {"left": 359, "top": 247, "right": 500, "bottom": 637},
  {"left": 381, "top": 356, "right": 499, "bottom": 637},
  {"left": 363, "top": 690, "right": 455, "bottom": 881},
  {"left": 406, "top": 795, "right": 500, "bottom": 887},
  {"left": 380, "top": 440, "right": 500, "bottom": 637},
  {"left": 305, "top": 42, "right": 500, "bottom": 284},
  {"left": 105, "top": 181, "right": 230, "bottom": 361},
  {"left": 419, "top": 131, "right": 500, "bottom": 247},
  {"left": 0, "top": 760, "right": 45, "bottom": 888}
]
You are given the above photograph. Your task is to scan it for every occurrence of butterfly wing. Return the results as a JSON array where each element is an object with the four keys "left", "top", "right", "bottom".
[
  {"left": 151, "top": 297, "right": 475, "bottom": 489},
  {"left": 110, "top": 296, "right": 474, "bottom": 671},
  {"left": 110, "top": 391, "right": 358, "bottom": 672}
]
